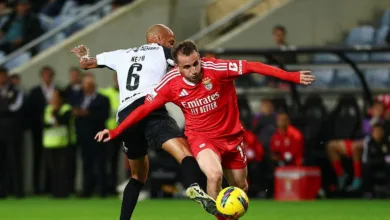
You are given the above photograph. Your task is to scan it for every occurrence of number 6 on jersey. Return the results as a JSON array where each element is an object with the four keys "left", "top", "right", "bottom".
[{"left": 127, "top": 63, "right": 142, "bottom": 91}]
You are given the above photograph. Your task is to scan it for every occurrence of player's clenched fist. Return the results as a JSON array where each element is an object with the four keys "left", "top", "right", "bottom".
[
  {"left": 71, "top": 44, "right": 90, "bottom": 59},
  {"left": 299, "top": 70, "right": 315, "bottom": 85}
]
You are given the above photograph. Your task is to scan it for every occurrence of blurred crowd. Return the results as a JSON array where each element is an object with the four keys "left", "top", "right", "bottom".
[
  {"left": 0, "top": 66, "right": 120, "bottom": 198},
  {"left": 0, "top": 0, "right": 134, "bottom": 56}
]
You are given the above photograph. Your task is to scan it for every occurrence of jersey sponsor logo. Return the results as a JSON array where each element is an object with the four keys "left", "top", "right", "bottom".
[
  {"left": 181, "top": 92, "right": 220, "bottom": 115},
  {"left": 199, "top": 143, "right": 206, "bottom": 148},
  {"left": 179, "top": 89, "right": 189, "bottom": 97},
  {"left": 202, "top": 77, "right": 213, "bottom": 90}
]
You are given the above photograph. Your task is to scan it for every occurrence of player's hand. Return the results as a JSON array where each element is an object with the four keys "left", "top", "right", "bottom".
[
  {"left": 299, "top": 70, "right": 315, "bottom": 85},
  {"left": 79, "top": 57, "right": 98, "bottom": 70},
  {"left": 94, "top": 129, "right": 111, "bottom": 142},
  {"left": 71, "top": 45, "right": 90, "bottom": 59}
]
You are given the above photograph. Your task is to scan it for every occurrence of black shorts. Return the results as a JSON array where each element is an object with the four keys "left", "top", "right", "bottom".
[{"left": 117, "top": 97, "right": 183, "bottom": 160}]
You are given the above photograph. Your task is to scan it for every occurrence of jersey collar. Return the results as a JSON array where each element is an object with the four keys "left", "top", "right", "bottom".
[{"left": 182, "top": 77, "right": 196, "bottom": 86}]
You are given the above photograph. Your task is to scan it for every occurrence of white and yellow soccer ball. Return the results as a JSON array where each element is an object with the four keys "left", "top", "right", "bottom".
[{"left": 216, "top": 186, "right": 249, "bottom": 218}]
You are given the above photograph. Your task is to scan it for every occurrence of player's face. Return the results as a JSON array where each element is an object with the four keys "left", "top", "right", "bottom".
[
  {"left": 160, "top": 31, "right": 176, "bottom": 48},
  {"left": 372, "top": 127, "right": 384, "bottom": 141},
  {"left": 177, "top": 51, "right": 202, "bottom": 83},
  {"left": 372, "top": 102, "right": 384, "bottom": 117},
  {"left": 277, "top": 114, "right": 289, "bottom": 129}
]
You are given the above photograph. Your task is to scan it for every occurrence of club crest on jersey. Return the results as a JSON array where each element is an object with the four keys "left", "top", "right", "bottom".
[{"left": 202, "top": 77, "right": 213, "bottom": 90}]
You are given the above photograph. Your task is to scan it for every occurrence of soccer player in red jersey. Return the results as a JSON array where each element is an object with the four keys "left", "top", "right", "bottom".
[
  {"left": 95, "top": 40, "right": 315, "bottom": 219},
  {"left": 270, "top": 112, "right": 304, "bottom": 166}
]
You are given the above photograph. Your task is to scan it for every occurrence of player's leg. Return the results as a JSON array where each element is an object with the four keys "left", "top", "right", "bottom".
[
  {"left": 221, "top": 143, "right": 249, "bottom": 192},
  {"left": 146, "top": 116, "right": 217, "bottom": 214},
  {"left": 348, "top": 140, "right": 363, "bottom": 191},
  {"left": 326, "top": 140, "right": 349, "bottom": 189},
  {"left": 120, "top": 156, "right": 149, "bottom": 220},
  {"left": 162, "top": 137, "right": 202, "bottom": 187},
  {"left": 194, "top": 148, "right": 228, "bottom": 220},
  {"left": 195, "top": 148, "right": 224, "bottom": 199},
  {"left": 118, "top": 127, "right": 149, "bottom": 220}
]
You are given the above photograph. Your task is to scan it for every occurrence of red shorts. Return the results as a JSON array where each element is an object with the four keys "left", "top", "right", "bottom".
[
  {"left": 343, "top": 139, "right": 353, "bottom": 157},
  {"left": 188, "top": 135, "right": 247, "bottom": 169}
]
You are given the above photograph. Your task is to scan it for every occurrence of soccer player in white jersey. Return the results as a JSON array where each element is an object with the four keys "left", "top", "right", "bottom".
[{"left": 71, "top": 24, "right": 216, "bottom": 220}]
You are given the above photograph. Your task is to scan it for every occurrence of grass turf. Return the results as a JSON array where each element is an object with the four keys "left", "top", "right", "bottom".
[{"left": 0, "top": 198, "right": 389, "bottom": 220}]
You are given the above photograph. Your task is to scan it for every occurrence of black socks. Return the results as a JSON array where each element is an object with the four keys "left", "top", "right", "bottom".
[
  {"left": 180, "top": 156, "right": 202, "bottom": 188},
  {"left": 119, "top": 178, "right": 144, "bottom": 220}
]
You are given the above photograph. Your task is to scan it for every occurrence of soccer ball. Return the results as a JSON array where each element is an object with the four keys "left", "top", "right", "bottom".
[{"left": 216, "top": 186, "right": 249, "bottom": 218}]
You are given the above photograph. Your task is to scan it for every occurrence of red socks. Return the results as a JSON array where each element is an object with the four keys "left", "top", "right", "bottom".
[
  {"left": 331, "top": 161, "right": 344, "bottom": 176},
  {"left": 216, "top": 215, "right": 228, "bottom": 220},
  {"left": 353, "top": 161, "right": 361, "bottom": 178}
]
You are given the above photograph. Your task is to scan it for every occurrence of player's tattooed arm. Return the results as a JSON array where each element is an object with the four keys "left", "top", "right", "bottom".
[
  {"left": 79, "top": 57, "right": 99, "bottom": 70},
  {"left": 71, "top": 45, "right": 106, "bottom": 70}
]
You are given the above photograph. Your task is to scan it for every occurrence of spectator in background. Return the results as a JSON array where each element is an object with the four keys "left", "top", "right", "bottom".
[
  {"left": 74, "top": 73, "right": 110, "bottom": 198},
  {"left": 252, "top": 98, "right": 276, "bottom": 150},
  {"left": 243, "top": 128, "right": 265, "bottom": 197},
  {"left": 9, "top": 73, "right": 20, "bottom": 87},
  {"left": 0, "top": 0, "right": 43, "bottom": 55},
  {"left": 112, "top": 0, "right": 134, "bottom": 10},
  {"left": 65, "top": 67, "right": 83, "bottom": 107},
  {"left": 362, "top": 123, "right": 390, "bottom": 196},
  {"left": 99, "top": 72, "right": 120, "bottom": 195},
  {"left": 327, "top": 138, "right": 364, "bottom": 191},
  {"left": 0, "top": 67, "right": 25, "bottom": 198},
  {"left": 362, "top": 101, "right": 384, "bottom": 136},
  {"left": 64, "top": 66, "right": 83, "bottom": 193},
  {"left": 270, "top": 112, "right": 303, "bottom": 166},
  {"left": 271, "top": 25, "right": 297, "bottom": 64},
  {"left": 40, "top": 0, "right": 66, "bottom": 18},
  {"left": 383, "top": 108, "right": 390, "bottom": 139},
  {"left": 43, "top": 89, "right": 72, "bottom": 198},
  {"left": 27, "top": 65, "right": 58, "bottom": 194}
]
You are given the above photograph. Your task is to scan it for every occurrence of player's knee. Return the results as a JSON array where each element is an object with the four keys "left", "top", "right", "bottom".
[
  {"left": 205, "top": 169, "right": 223, "bottom": 184},
  {"left": 239, "top": 181, "right": 249, "bottom": 192}
]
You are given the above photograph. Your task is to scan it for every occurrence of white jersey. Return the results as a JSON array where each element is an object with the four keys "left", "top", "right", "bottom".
[{"left": 96, "top": 43, "right": 174, "bottom": 115}]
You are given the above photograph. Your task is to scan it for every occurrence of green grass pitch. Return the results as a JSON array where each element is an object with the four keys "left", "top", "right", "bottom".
[{"left": 0, "top": 198, "right": 389, "bottom": 220}]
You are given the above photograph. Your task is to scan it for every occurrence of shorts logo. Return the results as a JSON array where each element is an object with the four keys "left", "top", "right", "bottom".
[
  {"left": 199, "top": 143, "right": 206, "bottom": 148},
  {"left": 123, "top": 142, "right": 128, "bottom": 153},
  {"left": 202, "top": 77, "right": 213, "bottom": 90}
]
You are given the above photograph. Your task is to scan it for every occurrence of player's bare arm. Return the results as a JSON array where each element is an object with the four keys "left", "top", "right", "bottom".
[{"left": 71, "top": 45, "right": 98, "bottom": 70}]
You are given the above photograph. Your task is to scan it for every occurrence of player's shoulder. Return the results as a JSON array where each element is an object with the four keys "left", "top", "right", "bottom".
[
  {"left": 155, "top": 68, "right": 181, "bottom": 92},
  {"left": 201, "top": 57, "right": 228, "bottom": 75}
]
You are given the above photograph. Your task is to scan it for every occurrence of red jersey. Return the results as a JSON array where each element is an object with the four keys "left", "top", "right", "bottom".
[
  {"left": 109, "top": 58, "right": 301, "bottom": 145},
  {"left": 270, "top": 125, "right": 303, "bottom": 166},
  {"left": 243, "top": 129, "right": 264, "bottom": 162},
  {"left": 153, "top": 58, "right": 245, "bottom": 142}
]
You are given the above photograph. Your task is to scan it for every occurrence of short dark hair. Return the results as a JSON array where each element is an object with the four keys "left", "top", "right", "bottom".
[
  {"left": 172, "top": 40, "right": 199, "bottom": 63},
  {"left": 69, "top": 66, "right": 81, "bottom": 73},
  {"left": 372, "top": 123, "right": 384, "bottom": 130},
  {"left": 273, "top": 25, "right": 286, "bottom": 33},
  {"left": 40, "top": 65, "right": 54, "bottom": 76},
  {"left": 0, "top": 66, "right": 8, "bottom": 75}
]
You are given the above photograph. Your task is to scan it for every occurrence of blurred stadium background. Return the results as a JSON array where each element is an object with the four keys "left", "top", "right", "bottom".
[{"left": 1, "top": 0, "right": 390, "bottom": 219}]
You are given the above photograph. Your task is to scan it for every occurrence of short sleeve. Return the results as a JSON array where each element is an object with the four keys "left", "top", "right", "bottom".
[{"left": 96, "top": 49, "right": 126, "bottom": 70}]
